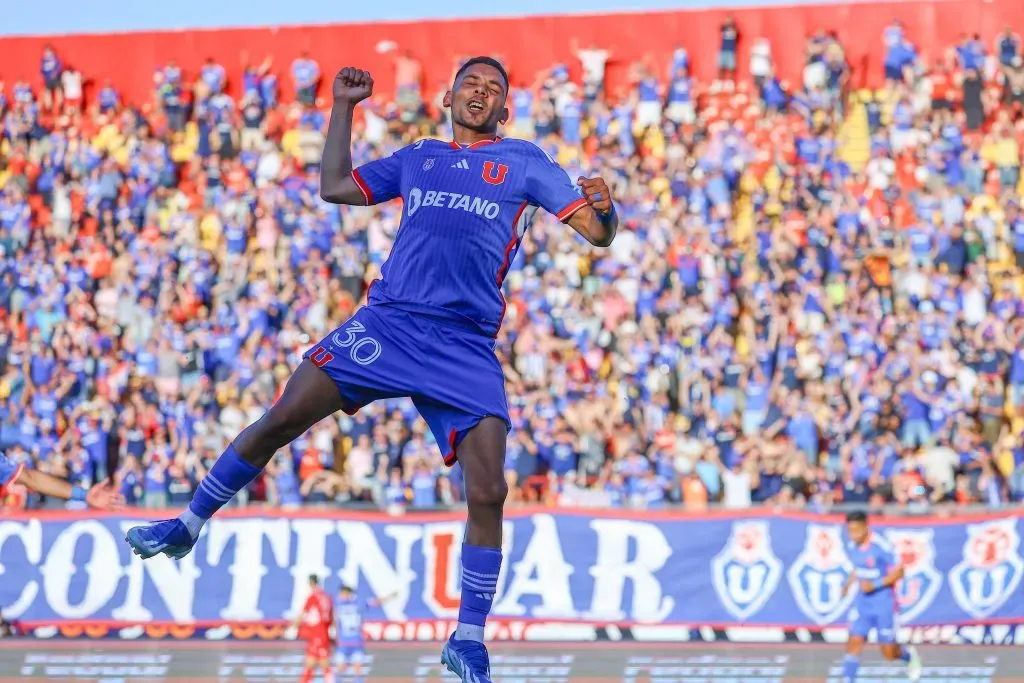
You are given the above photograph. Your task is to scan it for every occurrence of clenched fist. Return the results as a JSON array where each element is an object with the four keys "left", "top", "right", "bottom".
[
  {"left": 333, "top": 68, "right": 374, "bottom": 104},
  {"left": 577, "top": 176, "right": 613, "bottom": 215}
]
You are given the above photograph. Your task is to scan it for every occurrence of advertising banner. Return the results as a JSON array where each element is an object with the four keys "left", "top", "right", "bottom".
[{"left": 1, "top": 510, "right": 1022, "bottom": 630}]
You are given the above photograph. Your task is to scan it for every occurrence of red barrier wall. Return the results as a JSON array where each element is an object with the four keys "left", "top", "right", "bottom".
[{"left": 0, "top": 1, "right": 1022, "bottom": 104}]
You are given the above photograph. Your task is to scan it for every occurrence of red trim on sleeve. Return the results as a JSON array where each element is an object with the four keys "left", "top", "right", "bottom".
[
  {"left": 556, "top": 197, "right": 588, "bottom": 222},
  {"left": 350, "top": 169, "right": 373, "bottom": 205},
  {"left": 2, "top": 463, "right": 24, "bottom": 493}
]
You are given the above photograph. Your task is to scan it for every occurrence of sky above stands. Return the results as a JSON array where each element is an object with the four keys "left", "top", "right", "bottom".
[{"left": 4, "top": 0, "right": 846, "bottom": 36}]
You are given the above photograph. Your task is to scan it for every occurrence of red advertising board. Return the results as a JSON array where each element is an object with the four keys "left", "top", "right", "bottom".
[{"left": 1, "top": 0, "right": 1022, "bottom": 105}]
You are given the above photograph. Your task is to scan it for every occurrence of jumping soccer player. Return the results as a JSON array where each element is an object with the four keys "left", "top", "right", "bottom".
[
  {"left": 295, "top": 575, "right": 335, "bottom": 683},
  {"left": 124, "top": 56, "right": 617, "bottom": 683},
  {"left": 0, "top": 451, "right": 123, "bottom": 509},
  {"left": 841, "top": 511, "right": 922, "bottom": 683}
]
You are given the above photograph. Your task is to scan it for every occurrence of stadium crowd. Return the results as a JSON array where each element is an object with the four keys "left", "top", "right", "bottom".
[{"left": 1, "top": 21, "right": 1024, "bottom": 514}]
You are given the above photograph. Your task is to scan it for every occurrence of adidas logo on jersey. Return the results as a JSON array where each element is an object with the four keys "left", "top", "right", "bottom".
[{"left": 451, "top": 158, "right": 470, "bottom": 170}]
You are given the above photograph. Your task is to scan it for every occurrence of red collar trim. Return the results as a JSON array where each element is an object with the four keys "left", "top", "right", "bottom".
[{"left": 449, "top": 136, "right": 503, "bottom": 150}]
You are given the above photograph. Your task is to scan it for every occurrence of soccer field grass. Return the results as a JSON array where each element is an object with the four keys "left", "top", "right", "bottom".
[{"left": 0, "top": 640, "right": 1016, "bottom": 682}]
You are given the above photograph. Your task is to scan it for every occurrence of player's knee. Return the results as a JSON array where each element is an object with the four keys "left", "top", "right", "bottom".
[
  {"left": 466, "top": 477, "right": 508, "bottom": 509},
  {"left": 253, "top": 404, "right": 308, "bottom": 446}
]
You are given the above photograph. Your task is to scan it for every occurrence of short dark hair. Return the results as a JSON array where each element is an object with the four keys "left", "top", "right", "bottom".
[
  {"left": 339, "top": 584, "right": 353, "bottom": 594},
  {"left": 846, "top": 511, "right": 868, "bottom": 524},
  {"left": 454, "top": 56, "right": 509, "bottom": 90},
  {"left": 308, "top": 574, "right": 320, "bottom": 585}
]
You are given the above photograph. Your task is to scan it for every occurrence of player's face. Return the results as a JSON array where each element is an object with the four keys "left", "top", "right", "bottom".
[
  {"left": 846, "top": 520, "right": 869, "bottom": 545},
  {"left": 445, "top": 63, "right": 509, "bottom": 133}
]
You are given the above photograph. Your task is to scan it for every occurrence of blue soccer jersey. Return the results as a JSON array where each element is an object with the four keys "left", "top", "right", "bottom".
[
  {"left": 847, "top": 533, "right": 901, "bottom": 642},
  {"left": 351, "top": 137, "right": 588, "bottom": 336},
  {"left": 334, "top": 596, "right": 366, "bottom": 646},
  {"left": 0, "top": 452, "right": 24, "bottom": 494}
]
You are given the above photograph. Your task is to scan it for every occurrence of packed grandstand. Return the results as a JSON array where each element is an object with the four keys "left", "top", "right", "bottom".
[{"left": 1, "top": 15, "right": 1023, "bottom": 515}]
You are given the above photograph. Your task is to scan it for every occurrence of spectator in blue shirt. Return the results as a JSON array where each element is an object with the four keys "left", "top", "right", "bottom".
[{"left": 291, "top": 51, "right": 321, "bottom": 106}]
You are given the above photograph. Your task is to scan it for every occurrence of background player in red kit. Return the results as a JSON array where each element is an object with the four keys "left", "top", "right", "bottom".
[{"left": 294, "top": 575, "right": 336, "bottom": 683}]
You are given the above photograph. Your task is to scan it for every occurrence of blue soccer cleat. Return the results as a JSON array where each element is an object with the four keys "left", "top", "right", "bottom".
[
  {"left": 441, "top": 635, "right": 492, "bottom": 683},
  {"left": 125, "top": 519, "right": 196, "bottom": 560}
]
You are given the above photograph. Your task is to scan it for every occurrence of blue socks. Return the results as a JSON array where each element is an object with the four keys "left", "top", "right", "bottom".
[
  {"left": 842, "top": 654, "right": 860, "bottom": 683},
  {"left": 180, "top": 444, "right": 261, "bottom": 539},
  {"left": 897, "top": 647, "right": 910, "bottom": 662},
  {"left": 455, "top": 544, "right": 502, "bottom": 642}
]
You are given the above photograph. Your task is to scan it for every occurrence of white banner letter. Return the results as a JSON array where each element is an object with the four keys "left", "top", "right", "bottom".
[
  {"left": 336, "top": 521, "right": 420, "bottom": 620},
  {"left": 287, "top": 519, "right": 336, "bottom": 618},
  {"left": 41, "top": 521, "right": 122, "bottom": 618},
  {"left": 493, "top": 514, "right": 575, "bottom": 618},
  {"left": 587, "top": 519, "right": 674, "bottom": 622},
  {"left": 113, "top": 521, "right": 201, "bottom": 622},
  {"left": 0, "top": 520, "right": 42, "bottom": 617},
  {"left": 206, "top": 518, "right": 291, "bottom": 620}
]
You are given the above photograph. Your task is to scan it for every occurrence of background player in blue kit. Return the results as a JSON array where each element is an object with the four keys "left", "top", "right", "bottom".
[
  {"left": 841, "top": 511, "right": 922, "bottom": 683},
  {"left": 125, "top": 56, "right": 617, "bottom": 683},
  {"left": 0, "top": 451, "right": 123, "bottom": 509},
  {"left": 334, "top": 585, "right": 399, "bottom": 682}
]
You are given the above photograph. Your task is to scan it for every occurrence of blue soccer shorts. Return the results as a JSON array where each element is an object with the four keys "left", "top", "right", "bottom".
[
  {"left": 336, "top": 643, "right": 365, "bottom": 665},
  {"left": 304, "top": 305, "right": 510, "bottom": 466},
  {"left": 848, "top": 605, "right": 898, "bottom": 643}
]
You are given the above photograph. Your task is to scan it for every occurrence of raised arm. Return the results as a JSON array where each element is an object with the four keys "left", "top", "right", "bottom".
[
  {"left": 320, "top": 67, "right": 375, "bottom": 205},
  {"left": 14, "top": 466, "right": 124, "bottom": 510},
  {"left": 522, "top": 146, "right": 617, "bottom": 248}
]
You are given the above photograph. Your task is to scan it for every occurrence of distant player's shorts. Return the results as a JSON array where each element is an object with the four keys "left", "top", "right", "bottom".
[
  {"left": 884, "top": 64, "right": 904, "bottom": 81},
  {"left": 305, "top": 305, "right": 510, "bottom": 465},
  {"left": 849, "top": 606, "right": 898, "bottom": 643},
  {"left": 666, "top": 102, "right": 696, "bottom": 125},
  {"left": 636, "top": 101, "right": 662, "bottom": 129},
  {"left": 718, "top": 50, "right": 737, "bottom": 72},
  {"left": 336, "top": 643, "right": 365, "bottom": 665},
  {"left": 305, "top": 637, "right": 331, "bottom": 661}
]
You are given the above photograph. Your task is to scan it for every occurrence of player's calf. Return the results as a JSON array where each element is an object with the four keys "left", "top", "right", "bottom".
[
  {"left": 842, "top": 635, "right": 865, "bottom": 683},
  {"left": 881, "top": 642, "right": 905, "bottom": 660},
  {"left": 841, "top": 653, "right": 860, "bottom": 683},
  {"left": 460, "top": 416, "right": 510, "bottom": 547},
  {"left": 455, "top": 417, "right": 508, "bottom": 641},
  {"left": 441, "top": 417, "right": 508, "bottom": 683}
]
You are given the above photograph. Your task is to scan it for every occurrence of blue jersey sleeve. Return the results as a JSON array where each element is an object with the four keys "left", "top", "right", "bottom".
[
  {"left": 351, "top": 146, "right": 406, "bottom": 206},
  {"left": 523, "top": 145, "right": 589, "bottom": 222},
  {"left": 0, "top": 453, "right": 23, "bottom": 489}
]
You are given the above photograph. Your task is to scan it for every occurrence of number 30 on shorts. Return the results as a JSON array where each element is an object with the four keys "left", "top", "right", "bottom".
[{"left": 330, "top": 320, "right": 382, "bottom": 366}]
